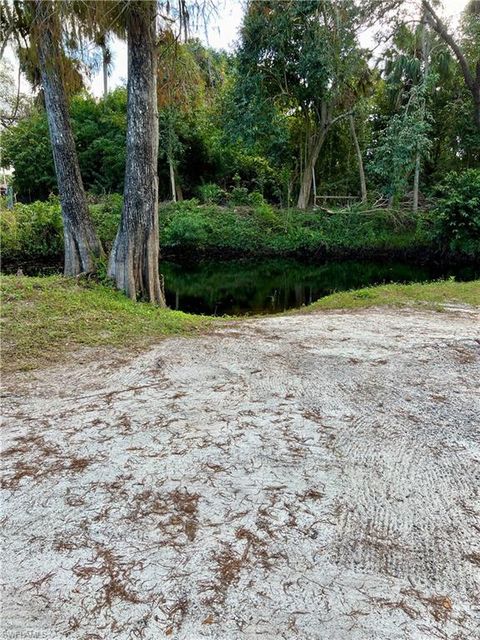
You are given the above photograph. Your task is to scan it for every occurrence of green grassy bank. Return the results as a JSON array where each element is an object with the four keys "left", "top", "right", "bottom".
[
  {"left": 0, "top": 275, "right": 213, "bottom": 373},
  {"left": 2, "top": 195, "right": 476, "bottom": 269},
  {"left": 307, "top": 279, "right": 480, "bottom": 311},
  {"left": 1, "top": 275, "right": 478, "bottom": 374}
]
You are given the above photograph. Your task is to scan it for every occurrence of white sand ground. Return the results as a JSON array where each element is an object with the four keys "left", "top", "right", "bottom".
[{"left": 1, "top": 307, "right": 479, "bottom": 639}]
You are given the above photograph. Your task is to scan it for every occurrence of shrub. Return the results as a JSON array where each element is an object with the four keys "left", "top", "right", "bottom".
[
  {"left": 0, "top": 193, "right": 457, "bottom": 266},
  {"left": 1, "top": 197, "right": 63, "bottom": 264},
  {"left": 0, "top": 206, "right": 19, "bottom": 259},
  {"left": 89, "top": 193, "right": 123, "bottom": 249},
  {"left": 228, "top": 186, "right": 251, "bottom": 206},
  {"left": 160, "top": 199, "right": 212, "bottom": 249},
  {"left": 227, "top": 188, "right": 271, "bottom": 209},
  {"left": 433, "top": 169, "right": 480, "bottom": 255},
  {"left": 1, "top": 193, "right": 122, "bottom": 265},
  {"left": 197, "top": 183, "right": 226, "bottom": 205},
  {"left": 252, "top": 200, "right": 282, "bottom": 229}
]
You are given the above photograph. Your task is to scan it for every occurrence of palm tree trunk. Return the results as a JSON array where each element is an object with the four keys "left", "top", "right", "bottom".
[
  {"left": 35, "top": 0, "right": 103, "bottom": 275},
  {"left": 349, "top": 114, "right": 367, "bottom": 203},
  {"left": 101, "top": 42, "right": 108, "bottom": 99},
  {"left": 108, "top": 0, "right": 165, "bottom": 305}
]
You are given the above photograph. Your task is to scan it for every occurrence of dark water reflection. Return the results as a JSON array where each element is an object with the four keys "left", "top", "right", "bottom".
[
  {"left": 161, "top": 258, "right": 479, "bottom": 316},
  {"left": 5, "top": 257, "right": 478, "bottom": 316}
]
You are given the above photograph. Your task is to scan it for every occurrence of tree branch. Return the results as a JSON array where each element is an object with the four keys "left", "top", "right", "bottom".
[
  {"left": 329, "top": 109, "right": 354, "bottom": 128},
  {"left": 421, "top": 0, "right": 476, "bottom": 93}
]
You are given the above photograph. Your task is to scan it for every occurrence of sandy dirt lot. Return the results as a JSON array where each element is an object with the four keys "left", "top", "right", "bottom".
[{"left": 1, "top": 307, "right": 479, "bottom": 639}]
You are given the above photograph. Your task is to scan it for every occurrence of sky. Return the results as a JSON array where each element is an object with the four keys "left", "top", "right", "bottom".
[
  {"left": 88, "top": 0, "right": 471, "bottom": 97},
  {"left": 89, "top": 1, "right": 245, "bottom": 97},
  {"left": 2, "top": 0, "right": 472, "bottom": 98}
]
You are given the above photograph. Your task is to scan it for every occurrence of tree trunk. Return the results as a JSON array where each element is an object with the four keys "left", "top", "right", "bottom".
[
  {"left": 169, "top": 158, "right": 177, "bottom": 202},
  {"left": 413, "top": 17, "right": 429, "bottom": 214},
  {"left": 101, "top": 43, "right": 108, "bottom": 99},
  {"left": 412, "top": 154, "right": 420, "bottom": 213},
  {"left": 297, "top": 128, "right": 327, "bottom": 209},
  {"left": 297, "top": 108, "right": 353, "bottom": 209},
  {"left": 474, "top": 81, "right": 480, "bottom": 129},
  {"left": 349, "top": 114, "right": 367, "bottom": 203},
  {"left": 176, "top": 181, "right": 184, "bottom": 202},
  {"left": 108, "top": 0, "right": 165, "bottom": 305},
  {"left": 35, "top": 0, "right": 103, "bottom": 276}
]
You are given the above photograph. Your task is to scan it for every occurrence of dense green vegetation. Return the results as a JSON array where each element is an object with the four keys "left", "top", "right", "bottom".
[
  {"left": 432, "top": 169, "right": 480, "bottom": 255},
  {"left": 1, "top": 0, "right": 479, "bottom": 300},
  {"left": 2, "top": 176, "right": 480, "bottom": 267},
  {"left": 0, "top": 195, "right": 432, "bottom": 265},
  {"left": 2, "top": 2, "right": 479, "bottom": 211},
  {"left": 1, "top": 274, "right": 478, "bottom": 373}
]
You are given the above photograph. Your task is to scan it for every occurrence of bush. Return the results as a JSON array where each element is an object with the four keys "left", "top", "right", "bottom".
[
  {"left": 0, "top": 193, "right": 121, "bottom": 265},
  {"left": 432, "top": 169, "right": 480, "bottom": 255},
  {"left": 1, "top": 197, "right": 63, "bottom": 264},
  {"left": 0, "top": 206, "right": 19, "bottom": 259},
  {"left": 89, "top": 193, "right": 123, "bottom": 250},
  {"left": 228, "top": 186, "right": 251, "bottom": 206},
  {"left": 0, "top": 193, "right": 458, "bottom": 266},
  {"left": 161, "top": 199, "right": 213, "bottom": 249},
  {"left": 227, "top": 188, "right": 271, "bottom": 209},
  {"left": 197, "top": 183, "right": 226, "bottom": 205}
]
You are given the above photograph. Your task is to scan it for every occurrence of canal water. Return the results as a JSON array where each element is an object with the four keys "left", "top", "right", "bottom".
[
  {"left": 160, "top": 258, "right": 479, "bottom": 315},
  {"left": 5, "top": 257, "right": 478, "bottom": 315}
]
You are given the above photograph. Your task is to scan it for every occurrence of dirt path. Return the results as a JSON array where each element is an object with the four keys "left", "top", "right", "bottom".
[{"left": 1, "top": 307, "right": 479, "bottom": 639}]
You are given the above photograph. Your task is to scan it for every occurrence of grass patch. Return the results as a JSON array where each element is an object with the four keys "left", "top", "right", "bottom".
[
  {"left": 306, "top": 279, "right": 480, "bottom": 311},
  {"left": 0, "top": 275, "right": 214, "bottom": 373},
  {"left": 1, "top": 276, "right": 478, "bottom": 373}
]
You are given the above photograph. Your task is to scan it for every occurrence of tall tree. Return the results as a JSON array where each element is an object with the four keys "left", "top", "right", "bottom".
[
  {"left": 95, "top": 33, "right": 112, "bottom": 100},
  {"left": 238, "top": 0, "right": 368, "bottom": 209},
  {"left": 157, "top": 34, "right": 207, "bottom": 201},
  {"left": 33, "top": 0, "right": 103, "bottom": 275},
  {"left": 108, "top": 0, "right": 165, "bottom": 304}
]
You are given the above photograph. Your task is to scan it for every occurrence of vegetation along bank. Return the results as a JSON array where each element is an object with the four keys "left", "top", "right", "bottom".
[{"left": 1, "top": 167, "right": 479, "bottom": 269}]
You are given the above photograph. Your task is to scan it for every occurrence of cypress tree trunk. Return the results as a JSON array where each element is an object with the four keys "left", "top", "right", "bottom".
[
  {"left": 35, "top": 0, "right": 103, "bottom": 275},
  {"left": 108, "top": 0, "right": 165, "bottom": 305}
]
